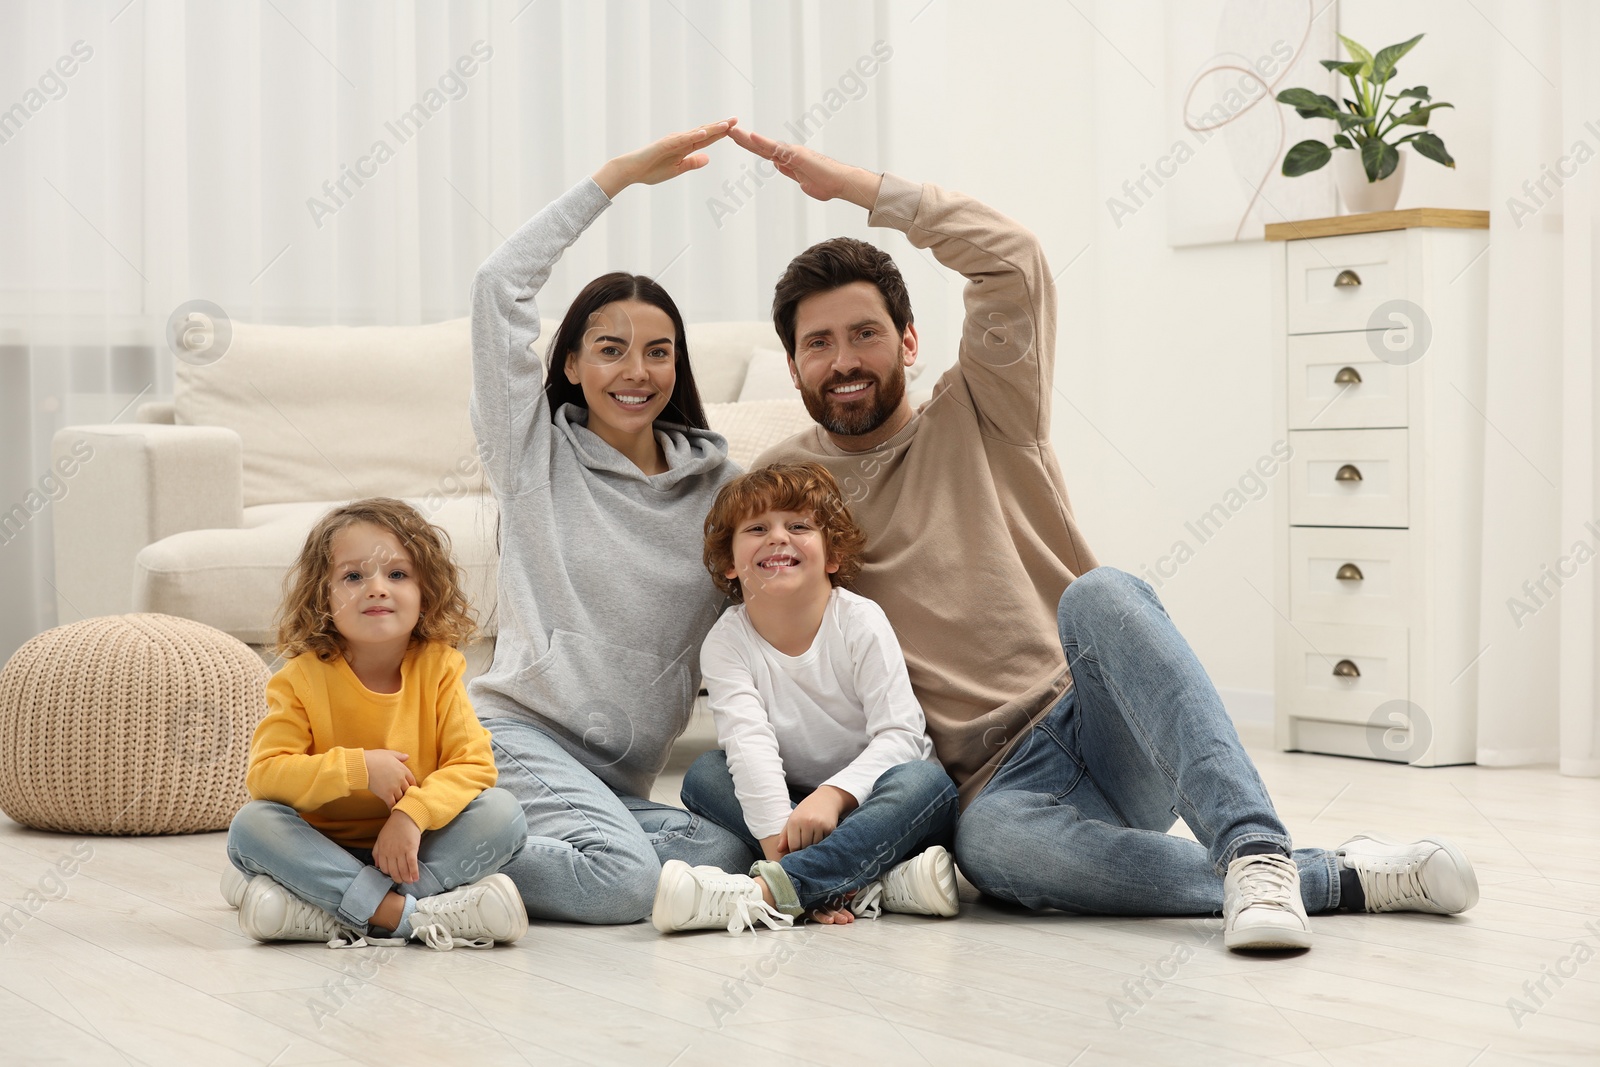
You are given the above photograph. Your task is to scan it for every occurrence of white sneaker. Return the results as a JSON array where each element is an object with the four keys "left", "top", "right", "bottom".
[
  {"left": 1337, "top": 834, "right": 1480, "bottom": 915},
  {"left": 652, "top": 860, "right": 795, "bottom": 934},
  {"left": 1223, "top": 853, "right": 1312, "bottom": 951},
  {"left": 238, "top": 875, "right": 368, "bottom": 947},
  {"left": 851, "top": 846, "right": 960, "bottom": 919},
  {"left": 408, "top": 873, "right": 528, "bottom": 951},
  {"left": 221, "top": 866, "right": 249, "bottom": 909}
]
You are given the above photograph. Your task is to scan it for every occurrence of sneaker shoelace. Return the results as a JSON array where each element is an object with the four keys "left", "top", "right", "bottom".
[
  {"left": 697, "top": 874, "right": 791, "bottom": 934},
  {"left": 411, "top": 892, "right": 495, "bottom": 951},
  {"left": 1350, "top": 858, "right": 1430, "bottom": 913},
  {"left": 1234, "top": 855, "right": 1298, "bottom": 913},
  {"left": 851, "top": 881, "right": 884, "bottom": 920}
]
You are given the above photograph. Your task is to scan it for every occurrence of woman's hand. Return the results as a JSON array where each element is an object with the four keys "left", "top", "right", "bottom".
[
  {"left": 725, "top": 126, "right": 882, "bottom": 208},
  {"left": 592, "top": 119, "right": 738, "bottom": 199},
  {"left": 372, "top": 809, "right": 422, "bottom": 886}
]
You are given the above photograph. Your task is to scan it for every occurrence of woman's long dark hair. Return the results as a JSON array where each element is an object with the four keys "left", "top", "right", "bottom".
[{"left": 542, "top": 272, "right": 709, "bottom": 430}]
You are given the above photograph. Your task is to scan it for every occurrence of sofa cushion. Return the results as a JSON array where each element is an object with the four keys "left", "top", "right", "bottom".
[
  {"left": 133, "top": 494, "right": 501, "bottom": 647},
  {"left": 705, "top": 399, "right": 816, "bottom": 469},
  {"left": 174, "top": 318, "right": 487, "bottom": 508}
]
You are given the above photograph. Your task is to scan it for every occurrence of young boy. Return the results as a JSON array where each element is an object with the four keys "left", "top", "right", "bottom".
[{"left": 653, "top": 462, "right": 960, "bottom": 933}]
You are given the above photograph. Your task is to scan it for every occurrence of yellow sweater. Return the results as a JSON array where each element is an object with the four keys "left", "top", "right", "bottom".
[{"left": 246, "top": 641, "right": 497, "bottom": 849}]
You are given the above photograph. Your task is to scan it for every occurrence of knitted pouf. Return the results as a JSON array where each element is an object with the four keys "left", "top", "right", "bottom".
[{"left": 0, "top": 614, "right": 270, "bottom": 834}]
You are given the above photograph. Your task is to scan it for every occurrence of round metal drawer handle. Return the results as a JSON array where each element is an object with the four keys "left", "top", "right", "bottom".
[
  {"left": 1334, "top": 269, "right": 1362, "bottom": 287},
  {"left": 1336, "top": 563, "right": 1365, "bottom": 581},
  {"left": 1332, "top": 659, "right": 1361, "bottom": 678},
  {"left": 1334, "top": 366, "right": 1363, "bottom": 385},
  {"left": 1335, "top": 463, "right": 1364, "bottom": 482}
]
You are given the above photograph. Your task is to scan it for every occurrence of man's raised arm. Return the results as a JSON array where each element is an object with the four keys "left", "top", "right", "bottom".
[{"left": 729, "top": 128, "right": 1054, "bottom": 445}]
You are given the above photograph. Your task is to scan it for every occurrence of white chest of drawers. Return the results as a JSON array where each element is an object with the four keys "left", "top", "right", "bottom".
[{"left": 1267, "top": 209, "right": 1490, "bottom": 766}]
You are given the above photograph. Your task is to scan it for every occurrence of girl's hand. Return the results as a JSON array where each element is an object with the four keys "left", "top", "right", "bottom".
[
  {"left": 364, "top": 749, "right": 417, "bottom": 808},
  {"left": 373, "top": 809, "right": 422, "bottom": 886},
  {"left": 809, "top": 902, "right": 857, "bottom": 925},
  {"left": 781, "top": 785, "right": 856, "bottom": 854},
  {"left": 592, "top": 119, "right": 737, "bottom": 198}
]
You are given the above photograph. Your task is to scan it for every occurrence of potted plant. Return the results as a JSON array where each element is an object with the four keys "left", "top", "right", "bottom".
[{"left": 1276, "top": 33, "right": 1455, "bottom": 214}]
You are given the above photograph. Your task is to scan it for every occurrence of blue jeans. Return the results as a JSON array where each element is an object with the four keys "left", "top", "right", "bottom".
[
  {"left": 482, "top": 717, "right": 758, "bottom": 924},
  {"left": 955, "top": 567, "right": 1340, "bottom": 915},
  {"left": 681, "top": 751, "right": 959, "bottom": 911},
  {"left": 226, "top": 787, "right": 527, "bottom": 935}
]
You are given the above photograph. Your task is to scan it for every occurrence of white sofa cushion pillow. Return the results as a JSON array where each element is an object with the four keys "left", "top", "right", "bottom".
[
  {"left": 175, "top": 318, "right": 486, "bottom": 508},
  {"left": 737, "top": 347, "right": 799, "bottom": 402},
  {"left": 705, "top": 399, "right": 816, "bottom": 469}
]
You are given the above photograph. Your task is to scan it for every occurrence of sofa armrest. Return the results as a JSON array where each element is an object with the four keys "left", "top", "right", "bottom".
[{"left": 51, "top": 423, "right": 244, "bottom": 621}]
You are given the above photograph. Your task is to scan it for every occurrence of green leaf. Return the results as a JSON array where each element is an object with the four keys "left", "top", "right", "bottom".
[
  {"left": 1333, "top": 133, "right": 1354, "bottom": 149},
  {"left": 1391, "top": 101, "right": 1454, "bottom": 127},
  {"left": 1410, "top": 131, "right": 1456, "bottom": 168},
  {"left": 1320, "top": 59, "right": 1366, "bottom": 76},
  {"left": 1392, "top": 85, "right": 1431, "bottom": 101},
  {"left": 1277, "top": 88, "right": 1342, "bottom": 118},
  {"left": 1336, "top": 112, "right": 1371, "bottom": 131},
  {"left": 1372, "top": 33, "right": 1424, "bottom": 82},
  {"left": 1361, "top": 138, "right": 1400, "bottom": 181},
  {"left": 1283, "top": 139, "right": 1333, "bottom": 177},
  {"left": 1338, "top": 34, "right": 1375, "bottom": 76}
]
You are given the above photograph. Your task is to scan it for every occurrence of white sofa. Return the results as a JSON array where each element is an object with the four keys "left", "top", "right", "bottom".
[{"left": 50, "top": 317, "right": 819, "bottom": 657}]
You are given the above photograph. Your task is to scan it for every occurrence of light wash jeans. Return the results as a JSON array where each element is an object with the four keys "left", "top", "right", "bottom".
[
  {"left": 954, "top": 567, "right": 1341, "bottom": 915},
  {"left": 482, "top": 717, "right": 758, "bottom": 924},
  {"left": 681, "top": 752, "right": 959, "bottom": 911},
  {"left": 226, "top": 787, "right": 527, "bottom": 937}
]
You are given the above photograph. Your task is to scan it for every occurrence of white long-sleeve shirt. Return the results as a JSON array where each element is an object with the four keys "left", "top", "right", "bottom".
[{"left": 700, "top": 588, "right": 938, "bottom": 839}]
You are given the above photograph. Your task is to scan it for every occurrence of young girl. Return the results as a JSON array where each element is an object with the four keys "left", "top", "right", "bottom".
[
  {"left": 655, "top": 463, "right": 961, "bottom": 933},
  {"left": 224, "top": 498, "right": 529, "bottom": 950},
  {"left": 466, "top": 120, "right": 757, "bottom": 925}
]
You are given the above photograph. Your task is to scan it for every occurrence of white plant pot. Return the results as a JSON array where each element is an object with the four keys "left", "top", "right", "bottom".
[{"left": 1334, "top": 149, "right": 1406, "bottom": 214}]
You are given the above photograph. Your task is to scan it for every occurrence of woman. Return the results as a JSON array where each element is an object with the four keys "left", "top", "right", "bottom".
[{"left": 467, "top": 120, "right": 752, "bottom": 923}]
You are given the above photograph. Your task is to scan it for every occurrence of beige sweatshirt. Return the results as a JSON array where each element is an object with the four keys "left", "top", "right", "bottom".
[{"left": 757, "top": 173, "right": 1100, "bottom": 807}]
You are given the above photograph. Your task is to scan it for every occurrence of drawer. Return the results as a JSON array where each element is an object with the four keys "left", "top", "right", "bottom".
[
  {"left": 1288, "top": 428, "right": 1408, "bottom": 527},
  {"left": 1276, "top": 620, "right": 1408, "bottom": 728},
  {"left": 1286, "top": 230, "right": 1407, "bottom": 334},
  {"left": 1287, "top": 333, "right": 1409, "bottom": 430},
  {"left": 1289, "top": 527, "right": 1411, "bottom": 626}
]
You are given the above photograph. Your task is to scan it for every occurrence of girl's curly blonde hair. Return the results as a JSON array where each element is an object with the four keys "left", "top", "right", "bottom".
[{"left": 274, "top": 497, "right": 476, "bottom": 662}]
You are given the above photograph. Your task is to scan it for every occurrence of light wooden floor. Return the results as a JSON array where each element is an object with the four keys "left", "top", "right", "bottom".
[{"left": 2, "top": 724, "right": 1597, "bottom": 1067}]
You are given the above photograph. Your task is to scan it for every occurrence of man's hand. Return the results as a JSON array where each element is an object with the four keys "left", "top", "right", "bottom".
[
  {"left": 726, "top": 126, "right": 882, "bottom": 208},
  {"left": 781, "top": 785, "right": 858, "bottom": 854},
  {"left": 372, "top": 809, "right": 422, "bottom": 886},
  {"left": 592, "top": 119, "right": 737, "bottom": 198},
  {"left": 364, "top": 749, "right": 417, "bottom": 808}
]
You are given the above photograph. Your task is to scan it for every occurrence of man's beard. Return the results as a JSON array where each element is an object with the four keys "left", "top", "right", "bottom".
[{"left": 799, "top": 354, "right": 908, "bottom": 437}]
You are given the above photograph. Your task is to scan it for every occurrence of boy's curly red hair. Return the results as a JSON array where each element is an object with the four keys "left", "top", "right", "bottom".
[
  {"left": 703, "top": 462, "right": 867, "bottom": 603},
  {"left": 274, "top": 497, "right": 476, "bottom": 661}
]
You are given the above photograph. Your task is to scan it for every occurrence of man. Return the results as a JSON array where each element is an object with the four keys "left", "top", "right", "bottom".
[{"left": 731, "top": 125, "right": 1478, "bottom": 951}]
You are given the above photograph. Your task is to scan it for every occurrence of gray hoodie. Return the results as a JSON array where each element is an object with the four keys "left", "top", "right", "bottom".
[{"left": 466, "top": 177, "right": 736, "bottom": 800}]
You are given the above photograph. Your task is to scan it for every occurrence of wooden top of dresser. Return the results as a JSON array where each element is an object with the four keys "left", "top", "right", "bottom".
[{"left": 1264, "top": 208, "right": 1490, "bottom": 240}]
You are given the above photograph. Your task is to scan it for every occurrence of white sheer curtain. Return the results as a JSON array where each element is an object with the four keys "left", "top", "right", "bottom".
[
  {"left": 0, "top": 0, "right": 896, "bottom": 663},
  {"left": 1474, "top": 0, "right": 1600, "bottom": 775}
]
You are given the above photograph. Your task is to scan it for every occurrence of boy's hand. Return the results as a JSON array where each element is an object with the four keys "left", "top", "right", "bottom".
[
  {"left": 364, "top": 749, "right": 417, "bottom": 808},
  {"left": 781, "top": 785, "right": 858, "bottom": 854},
  {"left": 726, "top": 126, "right": 882, "bottom": 209},
  {"left": 372, "top": 809, "right": 422, "bottom": 886},
  {"left": 759, "top": 834, "right": 786, "bottom": 862}
]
